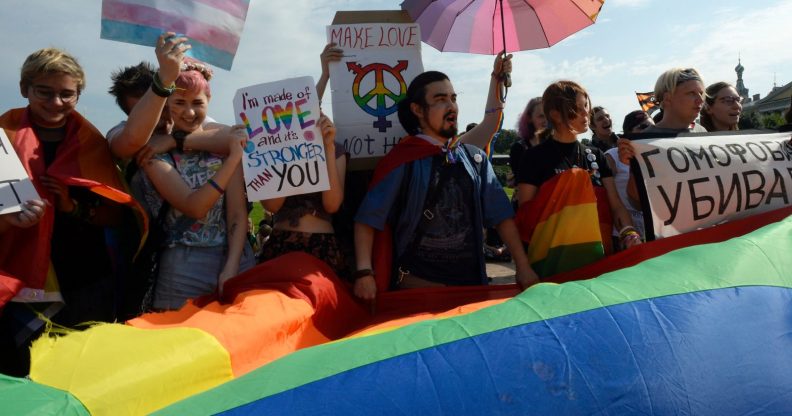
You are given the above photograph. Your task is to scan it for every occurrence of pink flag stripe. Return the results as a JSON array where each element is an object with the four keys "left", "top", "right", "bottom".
[
  {"left": 191, "top": 0, "right": 249, "bottom": 21},
  {"left": 103, "top": 1, "right": 239, "bottom": 54},
  {"left": 106, "top": 0, "right": 245, "bottom": 33}
]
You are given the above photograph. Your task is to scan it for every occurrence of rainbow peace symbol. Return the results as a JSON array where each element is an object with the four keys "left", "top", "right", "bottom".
[{"left": 346, "top": 60, "right": 408, "bottom": 132}]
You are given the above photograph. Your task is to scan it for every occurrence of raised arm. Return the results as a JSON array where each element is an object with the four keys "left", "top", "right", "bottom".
[
  {"left": 110, "top": 33, "right": 189, "bottom": 159},
  {"left": 459, "top": 52, "right": 513, "bottom": 149},
  {"left": 142, "top": 139, "right": 243, "bottom": 219},
  {"left": 316, "top": 43, "right": 343, "bottom": 101}
]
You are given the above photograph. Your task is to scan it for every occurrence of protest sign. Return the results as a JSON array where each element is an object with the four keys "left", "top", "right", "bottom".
[
  {"left": 100, "top": 0, "right": 249, "bottom": 70},
  {"left": 327, "top": 21, "right": 424, "bottom": 161},
  {"left": 632, "top": 132, "right": 792, "bottom": 238},
  {"left": 0, "top": 130, "right": 40, "bottom": 215},
  {"left": 234, "top": 76, "right": 329, "bottom": 201}
]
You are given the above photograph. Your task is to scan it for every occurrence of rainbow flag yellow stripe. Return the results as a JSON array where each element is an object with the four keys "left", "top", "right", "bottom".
[{"left": 525, "top": 169, "right": 605, "bottom": 277}]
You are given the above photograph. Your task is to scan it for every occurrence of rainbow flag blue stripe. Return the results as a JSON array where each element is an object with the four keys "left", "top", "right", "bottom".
[{"left": 155, "top": 211, "right": 792, "bottom": 415}]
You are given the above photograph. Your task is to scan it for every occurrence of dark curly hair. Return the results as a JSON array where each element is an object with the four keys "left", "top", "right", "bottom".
[{"left": 108, "top": 62, "right": 156, "bottom": 114}]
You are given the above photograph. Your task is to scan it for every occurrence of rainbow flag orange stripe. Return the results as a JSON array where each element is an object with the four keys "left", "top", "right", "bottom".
[{"left": 517, "top": 168, "right": 604, "bottom": 277}]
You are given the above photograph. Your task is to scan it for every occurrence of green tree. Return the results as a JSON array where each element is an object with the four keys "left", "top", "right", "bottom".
[
  {"left": 761, "top": 112, "right": 785, "bottom": 129},
  {"left": 738, "top": 112, "right": 761, "bottom": 130},
  {"left": 491, "top": 128, "right": 519, "bottom": 155}
]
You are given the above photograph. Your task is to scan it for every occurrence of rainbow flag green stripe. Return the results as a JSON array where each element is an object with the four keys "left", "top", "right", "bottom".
[
  {"left": 157, "top": 213, "right": 792, "bottom": 415},
  {"left": 0, "top": 374, "right": 88, "bottom": 416}
]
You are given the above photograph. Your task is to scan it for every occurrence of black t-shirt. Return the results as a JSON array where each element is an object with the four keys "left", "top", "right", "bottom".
[
  {"left": 399, "top": 156, "right": 480, "bottom": 285},
  {"left": 509, "top": 139, "right": 531, "bottom": 178},
  {"left": 517, "top": 138, "right": 613, "bottom": 189},
  {"left": 33, "top": 125, "right": 112, "bottom": 292}
]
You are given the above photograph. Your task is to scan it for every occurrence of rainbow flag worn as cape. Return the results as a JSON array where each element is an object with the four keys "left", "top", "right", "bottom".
[
  {"left": 0, "top": 108, "right": 145, "bottom": 303},
  {"left": 515, "top": 168, "right": 610, "bottom": 278}
]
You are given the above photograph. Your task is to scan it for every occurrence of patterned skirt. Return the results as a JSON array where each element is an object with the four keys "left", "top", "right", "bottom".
[{"left": 258, "top": 229, "right": 350, "bottom": 280}]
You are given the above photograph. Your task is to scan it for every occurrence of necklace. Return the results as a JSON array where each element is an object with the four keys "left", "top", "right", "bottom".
[{"left": 555, "top": 139, "right": 583, "bottom": 169}]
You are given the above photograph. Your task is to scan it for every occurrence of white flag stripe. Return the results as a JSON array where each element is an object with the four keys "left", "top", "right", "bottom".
[{"left": 109, "top": 0, "right": 245, "bottom": 34}]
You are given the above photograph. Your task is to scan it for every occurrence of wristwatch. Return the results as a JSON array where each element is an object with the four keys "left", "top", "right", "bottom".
[
  {"left": 172, "top": 130, "right": 187, "bottom": 152},
  {"left": 353, "top": 269, "right": 375, "bottom": 280}
]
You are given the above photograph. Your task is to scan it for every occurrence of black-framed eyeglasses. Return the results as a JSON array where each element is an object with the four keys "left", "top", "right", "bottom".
[
  {"left": 30, "top": 85, "right": 79, "bottom": 103},
  {"left": 718, "top": 96, "right": 743, "bottom": 105}
]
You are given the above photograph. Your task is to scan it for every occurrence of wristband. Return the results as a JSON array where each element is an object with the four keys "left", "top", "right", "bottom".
[
  {"left": 151, "top": 72, "right": 176, "bottom": 97},
  {"left": 485, "top": 106, "right": 504, "bottom": 114},
  {"left": 207, "top": 178, "right": 225, "bottom": 194},
  {"left": 172, "top": 130, "right": 187, "bottom": 152},
  {"left": 353, "top": 268, "right": 374, "bottom": 280}
]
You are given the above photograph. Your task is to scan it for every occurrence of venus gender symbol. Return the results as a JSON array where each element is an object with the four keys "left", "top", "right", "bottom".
[{"left": 346, "top": 60, "right": 408, "bottom": 132}]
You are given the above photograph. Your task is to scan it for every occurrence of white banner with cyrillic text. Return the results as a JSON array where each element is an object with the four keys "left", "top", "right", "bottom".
[{"left": 633, "top": 132, "right": 792, "bottom": 238}]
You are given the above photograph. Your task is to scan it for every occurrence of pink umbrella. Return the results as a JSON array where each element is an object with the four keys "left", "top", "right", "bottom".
[{"left": 402, "top": 0, "right": 604, "bottom": 55}]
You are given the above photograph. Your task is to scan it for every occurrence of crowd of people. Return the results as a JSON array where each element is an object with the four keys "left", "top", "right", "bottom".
[{"left": 2, "top": 33, "right": 791, "bottom": 377}]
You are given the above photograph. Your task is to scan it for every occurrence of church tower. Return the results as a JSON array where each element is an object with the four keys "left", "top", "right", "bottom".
[{"left": 735, "top": 58, "right": 749, "bottom": 100}]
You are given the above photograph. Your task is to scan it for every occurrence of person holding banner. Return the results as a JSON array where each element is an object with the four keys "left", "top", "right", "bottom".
[
  {"left": 0, "top": 48, "right": 144, "bottom": 376},
  {"left": 516, "top": 81, "right": 641, "bottom": 278},
  {"left": 617, "top": 68, "right": 709, "bottom": 210},
  {"left": 353, "top": 54, "right": 538, "bottom": 301},
  {"left": 699, "top": 82, "right": 742, "bottom": 132},
  {"left": 139, "top": 59, "right": 254, "bottom": 310}
]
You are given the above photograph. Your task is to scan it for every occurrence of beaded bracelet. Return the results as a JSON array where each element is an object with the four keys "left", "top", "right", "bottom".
[{"left": 207, "top": 178, "right": 225, "bottom": 194}]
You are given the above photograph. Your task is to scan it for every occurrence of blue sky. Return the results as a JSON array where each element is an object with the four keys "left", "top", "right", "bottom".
[{"left": 0, "top": 0, "right": 788, "bottom": 137}]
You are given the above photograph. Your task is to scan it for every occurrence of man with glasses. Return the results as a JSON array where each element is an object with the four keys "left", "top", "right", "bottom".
[{"left": 0, "top": 48, "right": 142, "bottom": 376}]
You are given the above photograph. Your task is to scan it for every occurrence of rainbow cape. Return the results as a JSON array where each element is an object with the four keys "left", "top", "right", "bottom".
[
  {"left": 515, "top": 168, "right": 611, "bottom": 278},
  {"left": 4, "top": 206, "right": 792, "bottom": 414},
  {"left": 0, "top": 108, "right": 145, "bottom": 302}
]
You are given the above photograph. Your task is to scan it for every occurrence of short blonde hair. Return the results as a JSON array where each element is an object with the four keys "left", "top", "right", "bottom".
[
  {"left": 654, "top": 67, "right": 702, "bottom": 105},
  {"left": 20, "top": 48, "right": 85, "bottom": 93}
]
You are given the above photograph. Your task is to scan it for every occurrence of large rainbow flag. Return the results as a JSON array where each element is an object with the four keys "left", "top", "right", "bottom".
[
  {"left": 4, "top": 207, "right": 792, "bottom": 414},
  {"left": 100, "top": 0, "right": 250, "bottom": 70}
]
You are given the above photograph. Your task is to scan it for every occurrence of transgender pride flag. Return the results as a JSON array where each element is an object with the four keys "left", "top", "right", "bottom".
[{"left": 100, "top": 0, "right": 250, "bottom": 70}]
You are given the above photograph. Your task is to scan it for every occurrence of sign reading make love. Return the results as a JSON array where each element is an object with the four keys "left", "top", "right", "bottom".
[
  {"left": 327, "top": 22, "right": 424, "bottom": 159},
  {"left": 632, "top": 132, "right": 792, "bottom": 238},
  {"left": 234, "top": 76, "right": 329, "bottom": 201},
  {"left": 0, "top": 130, "right": 40, "bottom": 215}
]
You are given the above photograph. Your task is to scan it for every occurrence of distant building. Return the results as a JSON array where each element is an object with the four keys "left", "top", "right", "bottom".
[
  {"left": 735, "top": 59, "right": 750, "bottom": 101},
  {"left": 747, "top": 81, "right": 792, "bottom": 117},
  {"left": 737, "top": 59, "right": 791, "bottom": 118}
]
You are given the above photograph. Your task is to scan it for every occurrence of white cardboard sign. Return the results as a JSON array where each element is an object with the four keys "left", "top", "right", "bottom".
[
  {"left": 234, "top": 76, "right": 329, "bottom": 201},
  {"left": 327, "top": 23, "right": 424, "bottom": 158},
  {"left": 0, "top": 129, "right": 40, "bottom": 215}
]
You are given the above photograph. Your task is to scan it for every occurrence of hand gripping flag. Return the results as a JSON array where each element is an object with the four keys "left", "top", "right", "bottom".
[{"left": 100, "top": 0, "right": 250, "bottom": 70}]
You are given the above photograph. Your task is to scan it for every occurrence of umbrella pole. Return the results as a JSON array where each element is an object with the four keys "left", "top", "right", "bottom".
[{"left": 498, "top": 0, "right": 511, "bottom": 102}]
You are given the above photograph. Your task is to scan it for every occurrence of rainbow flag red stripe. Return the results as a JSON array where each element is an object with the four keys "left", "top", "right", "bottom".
[{"left": 516, "top": 168, "right": 606, "bottom": 277}]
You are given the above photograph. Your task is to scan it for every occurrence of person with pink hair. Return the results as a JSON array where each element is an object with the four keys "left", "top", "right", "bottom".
[{"left": 139, "top": 59, "right": 253, "bottom": 310}]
